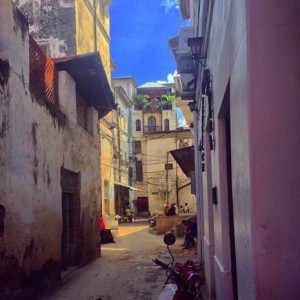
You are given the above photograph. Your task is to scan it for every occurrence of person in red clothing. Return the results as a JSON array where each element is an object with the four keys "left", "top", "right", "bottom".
[
  {"left": 99, "top": 213, "right": 115, "bottom": 244},
  {"left": 99, "top": 213, "right": 106, "bottom": 231}
]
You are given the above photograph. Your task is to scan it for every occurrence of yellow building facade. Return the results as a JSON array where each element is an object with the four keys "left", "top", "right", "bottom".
[
  {"left": 132, "top": 82, "right": 195, "bottom": 215},
  {"left": 74, "top": 0, "right": 115, "bottom": 216}
]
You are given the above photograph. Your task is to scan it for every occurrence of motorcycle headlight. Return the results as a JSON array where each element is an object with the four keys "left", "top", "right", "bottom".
[{"left": 187, "top": 274, "right": 201, "bottom": 295}]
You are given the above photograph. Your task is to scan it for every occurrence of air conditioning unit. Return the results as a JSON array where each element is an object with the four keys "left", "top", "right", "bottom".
[{"left": 177, "top": 53, "right": 194, "bottom": 74}]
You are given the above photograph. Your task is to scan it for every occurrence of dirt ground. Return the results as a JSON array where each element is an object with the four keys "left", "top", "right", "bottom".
[{"left": 40, "top": 219, "right": 199, "bottom": 300}]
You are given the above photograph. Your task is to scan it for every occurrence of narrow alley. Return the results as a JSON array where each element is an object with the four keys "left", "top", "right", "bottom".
[{"left": 40, "top": 219, "right": 199, "bottom": 300}]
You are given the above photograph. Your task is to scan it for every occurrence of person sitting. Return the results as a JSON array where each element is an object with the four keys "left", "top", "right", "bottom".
[
  {"left": 125, "top": 206, "right": 132, "bottom": 222},
  {"left": 163, "top": 204, "right": 169, "bottom": 216},
  {"left": 99, "top": 213, "right": 115, "bottom": 244},
  {"left": 166, "top": 203, "right": 176, "bottom": 216},
  {"left": 179, "top": 205, "right": 184, "bottom": 214}
]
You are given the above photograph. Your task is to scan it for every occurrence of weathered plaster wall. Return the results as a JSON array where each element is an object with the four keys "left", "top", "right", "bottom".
[
  {"left": 14, "top": 0, "right": 76, "bottom": 57},
  {"left": 0, "top": 1, "right": 100, "bottom": 296}
]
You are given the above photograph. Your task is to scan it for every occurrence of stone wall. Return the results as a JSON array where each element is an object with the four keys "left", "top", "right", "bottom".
[
  {"left": 14, "top": 0, "right": 76, "bottom": 57},
  {"left": 0, "top": 1, "right": 101, "bottom": 298},
  {"left": 155, "top": 214, "right": 195, "bottom": 235}
]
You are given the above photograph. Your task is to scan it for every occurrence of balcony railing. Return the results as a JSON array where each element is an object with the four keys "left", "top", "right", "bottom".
[
  {"left": 29, "top": 36, "right": 58, "bottom": 108},
  {"left": 134, "top": 104, "right": 172, "bottom": 111},
  {"left": 144, "top": 126, "right": 162, "bottom": 133}
]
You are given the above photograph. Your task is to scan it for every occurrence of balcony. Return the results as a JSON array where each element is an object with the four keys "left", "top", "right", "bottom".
[
  {"left": 134, "top": 104, "right": 172, "bottom": 111},
  {"left": 144, "top": 126, "right": 162, "bottom": 133}
]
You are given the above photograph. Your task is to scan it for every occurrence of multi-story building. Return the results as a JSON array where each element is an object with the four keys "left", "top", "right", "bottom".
[
  {"left": 0, "top": 1, "right": 114, "bottom": 296},
  {"left": 132, "top": 82, "right": 195, "bottom": 215},
  {"left": 110, "top": 77, "right": 137, "bottom": 216},
  {"left": 171, "top": 0, "right": 300, "bottom": 299},
  {"left": 14, "top": 0, "right": 117, "bottom": 220}
]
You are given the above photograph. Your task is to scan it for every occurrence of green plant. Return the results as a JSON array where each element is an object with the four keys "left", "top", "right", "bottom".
[
  {"left": 160, "top": 94, "right": 175, "bottom": 108},
  {"left": 161, "top": 94, "right": 175, "bottom": 103},
  {"left": 133, "top": 94, "right": 150, "bottom": 108}
]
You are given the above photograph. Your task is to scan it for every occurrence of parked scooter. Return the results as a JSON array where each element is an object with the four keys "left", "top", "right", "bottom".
[
  {"left": 149, "top": 210, "right": 158, "bottom": 228},
  {"left": 114, "top": 214, "right": 132, "bottom": 224},
  {"left": 153, "top": 233, "right": 205, "bottom": 300}
]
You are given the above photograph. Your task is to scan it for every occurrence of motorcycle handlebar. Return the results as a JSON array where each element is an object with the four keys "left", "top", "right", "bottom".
[{"left": 152, "top": 258, "right": 169, "bottom": 270}]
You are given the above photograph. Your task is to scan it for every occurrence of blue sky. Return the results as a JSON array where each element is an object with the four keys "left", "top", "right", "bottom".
[{"left": 110, "top": 0, "right": 185, "bottom": 86}]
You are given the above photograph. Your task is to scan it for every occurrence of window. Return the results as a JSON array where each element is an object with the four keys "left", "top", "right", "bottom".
[
  {"left": 136, "top": 160, "right": 143, "bottom": 181},
  {"left": 165, "top": 163, "right": 173, "bottom": 170},
  {"left": 164, "top": 119, "right": 170, "bottom": 131},
  {"left": 76, "top": 92, "right": 88, "bottom": 130},
  {"left": 134, "top": 141, "right": 141, "bottom": 154},
  {"left": 136, "top": 119, "right": 141, "bottom": 131},
  {"left": 148, "top": 116, "right": 156, "bottom": 131}
]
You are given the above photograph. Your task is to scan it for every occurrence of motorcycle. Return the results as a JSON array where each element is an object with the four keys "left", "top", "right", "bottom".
[
  {"left": 153, "top": 233, "right": 205, "bottom": 300},
  {"left": 115, "top": 214, "right": 133, "bottom": 223},
  {"left": 149, "top": 210, "right": 158, "bottom": 228}
]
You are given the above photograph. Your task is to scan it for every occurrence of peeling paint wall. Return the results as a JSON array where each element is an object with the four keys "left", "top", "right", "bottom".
[
  {"left": 14, "top": 0, "right": 76, "bottom": 57},
  {"left": 0, "top": 1, "right": 100, "bottom": 297},
  {"left": 14, "top": 0, "right": 112, "bottom": 81}
]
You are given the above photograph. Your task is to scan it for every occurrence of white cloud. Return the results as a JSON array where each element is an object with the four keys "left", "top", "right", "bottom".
[
  {"left": 161, "top": 0, "right": 179, "bottom": 13},
  {"left": 157, "top": 71, "right": 177, "bottom": 84},
  {"left": 167, "top": 73, "right": 175, "bottom": 83}
]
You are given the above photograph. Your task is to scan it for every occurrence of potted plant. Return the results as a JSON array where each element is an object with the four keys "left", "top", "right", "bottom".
[
  {"left": 159, "top": 94, "right": 175, "bottom": 109},
  {"left": 133, "top": 94, "right": 150, "bottom": 110}
]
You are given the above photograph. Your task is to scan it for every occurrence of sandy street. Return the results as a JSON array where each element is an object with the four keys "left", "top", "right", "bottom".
[{"left": 40, "top": 219, "right": 199, "bottom": 300}]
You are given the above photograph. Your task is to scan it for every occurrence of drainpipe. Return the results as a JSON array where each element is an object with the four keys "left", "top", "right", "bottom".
[
  {"left": 93, "top": 0, "right": 98, "bottom": 52},
  {"left": 166, "top": 151, "right": 169, "bottom": 205},
  {"left": 188, "top": 101, "right": 203, "bottom": 264}
]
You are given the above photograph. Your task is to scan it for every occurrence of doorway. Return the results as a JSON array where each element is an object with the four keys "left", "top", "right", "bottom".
[
  {"left": 136, "top": 197, "right": 149, "bottom": 215},
  {"left": 221, "top": 84, "right": 238, "bottom": 299},
  {"left": 61, "top": 192, "right": 75, "bottom": 268},
  {"left": 61, "top": 168, "right": 81, "bottom": 269}
]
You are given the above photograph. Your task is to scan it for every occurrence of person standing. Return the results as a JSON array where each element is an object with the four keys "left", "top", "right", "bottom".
[
  {"left": 184, "top": 202, "right": 190, "bottom": 213},
  {"left": 174, "top": 203, "right": 179, "bottom": 215}
]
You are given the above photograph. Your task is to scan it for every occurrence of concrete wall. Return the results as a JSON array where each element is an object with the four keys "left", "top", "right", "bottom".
[
  {"left": 0, "top": 1, "right": 101, "bottom": 296},
  {"left": 146, "top": 130, "right": 195, "bottom": 214},
  {"left": 14, "top": 0, "right": 112, "bottom": 83},
  {"left": 196, "top": 0, "right": 300, "bottom": 299},
  {"left": 76, "top": 0, "right": 111, "bottom": 83},
  {"left": 248, "top": 1, "right": 300, "bottom": 298},
  {"left": 200, "top": 0, "right": 253, "bottom": 298},
  {"left": 155, "top": 214, "right": 194, "bottom": 235},
  {"left": 14, "top": 0, "right": 76, "bottom": 57}
]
